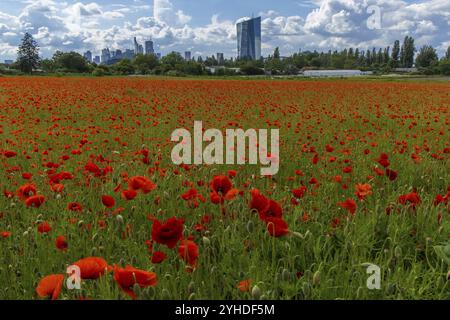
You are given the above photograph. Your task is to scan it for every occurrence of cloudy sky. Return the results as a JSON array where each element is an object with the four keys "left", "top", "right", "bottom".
[{"left": 0, "top": 0, "right": 449, "bottom": 60}]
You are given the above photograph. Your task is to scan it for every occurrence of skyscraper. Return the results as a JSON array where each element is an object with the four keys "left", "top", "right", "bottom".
[
  {"left": 184, "top": 51, "right": 191, "bottom": 61},
  {"left": 217, "top": 53, "right": 224, "bottom": 65},
  {"left": 83, "top": 50, "right": 92, "bottom": 63},
  {"left": 145, "top": 40, "right": 154, "bottom": 55},
  {"left": 101, "top": 48, "right": 111, "bottom": 64},
  {"left": 134, "top": 37, "right": 139, "bottom": 56},
  {"left": 237, "top": 17, "right": 261, "bottom": 60}
]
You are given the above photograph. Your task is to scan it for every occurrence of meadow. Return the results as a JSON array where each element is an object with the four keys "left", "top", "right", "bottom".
[{"left": 0, "top": 76, "right": 448, "bottom": 300}]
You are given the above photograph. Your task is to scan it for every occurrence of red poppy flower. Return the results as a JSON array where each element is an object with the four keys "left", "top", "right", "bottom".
[
  {"left": 36, "top": 274, "right": 64, "bottom": 300},
  {"left": 355, "top": 183, "right": 372, "bottom": 201},
  {"left": 67, "top": 202, "right": 82, "bottom": 211},
  {"left": 377, "top": 153, "right": 390, "bottom": 168},
  {"left": 55, "top": 235, "right": 68, "bottom": 251},
  {"left": 292, "top": 186, "right": 307, "bottom": 199},
  {"left": 237, "top": 279, "right": 252, "bottom": 292},
  {"left": 151, "top": 251, "right": 167, "bottom": 264},
  {"left": 178, "top": 239, "right": 199, "bottom": 267},
  {"left": 113, "top": 265, "right": 157, "bottom": 299},
  {"left": 151, "top": 217, "right": 184, "bottom": 249},
  {"left": 128, "top": 176, "right": 156, "bottom": 194},
  {"left": 101, "top": 195, "right": 115, "bottom": 208},
  {"left": 398, "top": 192, "right": 421, "bottom": 208},
  {"left": 265, "top": 217, "right": 289, "bottom": 237},
  {"left": 25, "top": 195, "right": 45, "bottom": 208},
  {"left": 17, "top": 183, "right": 37, "bottom": 201},
  {"left": 338, "top": 198, "right": 357, "bottom": 215},
  {"left": 250, "top": 189, "right": 270, "bottom": 213},
  {"left": 37, "top": 221, "right": 52, "bottom": 234},
  {"left": 73, "top": 257, "right": 111, "bottom": 280},
  {"left": 385, "top": 168, "right": 398, "bottom": 181},
  {"left": 121, "top": 189, "right": 137, "bottom": 200},
  {"left": 1, "top": 231, "right": 12, "bottom": 238},
  {"left": 4, "top": 150, "right": 17, "bottom": 158}
]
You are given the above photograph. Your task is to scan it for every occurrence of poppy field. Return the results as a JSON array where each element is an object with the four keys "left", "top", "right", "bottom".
[{"left": 0, "top": 76, "right": 449, "bottom": 300}]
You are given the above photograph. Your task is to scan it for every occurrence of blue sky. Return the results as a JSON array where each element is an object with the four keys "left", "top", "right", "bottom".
[{"left": 0, "top": 0, "right": 449, "bottom": 60}]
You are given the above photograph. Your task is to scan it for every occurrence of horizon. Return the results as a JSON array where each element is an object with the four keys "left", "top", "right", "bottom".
[{"left": 0, "top": 0, "right": 449, "bottom": 61}]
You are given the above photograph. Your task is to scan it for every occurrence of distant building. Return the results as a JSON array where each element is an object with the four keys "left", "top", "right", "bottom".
[
  {"left": 393, "top": 68, "right": 418, "bottom": 73},
  {"left": 101, "top": 48, "right": 111, "bottom": 64},
  {"left": 185, "top": 51, "right": 191, "bottom": 61},
  {"left": 93, "top": 56, "right": 100, "bottom": 64},
  {"left": 237, "top": 17, "right": 261, "bottom": 60},
  {"left": 217, "top": 53, "right": 224, "bottom": 65},
  {"left": 134, "top": 37, "right": 139, "bottom": 56},
  {"left": 114, "top": 49, "right": 123, "bottom": 60},
  {"left": 4, "top": 60, "right": 13, "bottom": 65},
  {"left": 145, "top": 40, "right": 154, "bottom": 55},
  {"left": 83, "top": 51, "right": 92, "bottom": 63}
]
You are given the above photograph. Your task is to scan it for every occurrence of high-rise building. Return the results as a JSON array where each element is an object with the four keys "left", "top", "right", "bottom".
[
  {"left": 138, "top": 44, "right": 144, "bottom": 55},
  {"left": 4, "top": 60, "right": 13, "bottom": 65},
  {"left": 237, "top": 17, "right": 261, "bottom": 60},
  {"left": 115, "top": 49, "right": 123, "bottom": 59},
  {"left": 217, "top": 52, "right": 224, "bottom": 65},
  {"left": 134, "top": 37, "right": 139, "bottom": 56},
  {"left": 83, "top": 51, "right": 92, "bottom": 63},
  {"left": 184, "top": 51, "right": 191, "bottom": 61},
  {"left": 124, "top": 49, "right": 135, "bottom": 60},
  {"left": 101, "top": 48, "right": 111, "bottom": 64},
  {"left": 145, "top": 40, "right": 154, "bottom": 55},
  {"left": 93, "top": 56, "right": 100, "bottom": 64}
]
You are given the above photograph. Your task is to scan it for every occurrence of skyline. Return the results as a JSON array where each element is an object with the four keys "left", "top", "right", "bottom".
[{"left": 0, "top": 0, "right": 449, "bottom": 60}]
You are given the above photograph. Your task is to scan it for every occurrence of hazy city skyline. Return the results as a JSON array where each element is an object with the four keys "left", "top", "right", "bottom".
[{"left": 0, "top": 0, "right": 449, "bottom": 60}]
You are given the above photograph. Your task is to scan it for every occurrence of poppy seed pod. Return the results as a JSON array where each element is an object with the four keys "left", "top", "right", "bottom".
[
  {"left": 188, "top": 281, "right": 195, "bottom": 294},
  {"left": 246, "top": 220, "right": 255, "bottom": 233},
  {"left": 394, "top": 245, "right": 402, "bottom": 258},
  {"left": 312, "top": 270, "right": 321, "bottom": 286}
]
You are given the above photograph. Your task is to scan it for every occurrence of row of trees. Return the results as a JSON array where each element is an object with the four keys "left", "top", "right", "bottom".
[{"left": 4, "top": 33, "right": 450, "bottom": 76}]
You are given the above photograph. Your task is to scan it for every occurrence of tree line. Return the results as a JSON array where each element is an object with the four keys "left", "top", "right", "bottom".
[{"left": 2, "top": 32, "right": 450, "bottom": 76}]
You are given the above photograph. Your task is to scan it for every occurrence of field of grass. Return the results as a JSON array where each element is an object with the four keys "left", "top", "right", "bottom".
[{"left": 0, "top": 77, "right": 448, "bottom": 300}]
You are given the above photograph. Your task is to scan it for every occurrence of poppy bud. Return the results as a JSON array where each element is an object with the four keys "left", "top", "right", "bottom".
[
  {"left": 77, "top": 220, "right": 84, "bottom": 228},
  {"left": 91, "top": 233, "right": 98, "bottom": 242},
  {"left": 246, "top": 220, "right": 254, "bottom": 233},
  {"left": 302, "top": 282, "right": 311, "bottom": 297},
  {"left": 312, "top": 271, "right": 320, "bottom": 286},
  {"left": 356, "top": 286, "right": 364, "bottom": 299},
  {"left": 251, "top": 285, "right": 262, "bottom": 300},
  {"left": 188, "top": 281, "right": 195, "bottom": 294},
  {"left": 91, "top": 247, "right": 97, "bottom": 255},
  {"left": 98, "top": 246, "right": 104, "bottom": 252},
  {"left": 133, "top": 283, "right": 141, "bottom": 298},
  {"left": 119, "top": 258, "right": 125, "bottom": 267},
  {"left": 23, "top": 231, "right": 29, "bottom": 237},
  {"left": 282, "top": 269, "right": 291, "bottom": 282},
  {"left": 162, "top": 288, "right": 170, "bottom": 299},
  {"left": 394, "top": 246, "right": 402, "bottom": 258},
  {"left": 116, "top": 215, "right": 124, "bottom": 225},
  {"left": 202, "top": 237, "right": 210, "bottom": 246}
]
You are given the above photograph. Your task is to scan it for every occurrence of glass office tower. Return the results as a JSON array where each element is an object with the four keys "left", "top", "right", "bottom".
[{"left": 237, "top": 17, "right": 261, "bottom": 60}]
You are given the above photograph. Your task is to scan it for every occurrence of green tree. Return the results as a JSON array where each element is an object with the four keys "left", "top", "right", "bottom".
[
  {"left": 17, "top": 32, "right": 40, "bottom": 74},
  {"left": 401, "top": 36, "right": 415, "bottom": 67},
  {"left": 113, "top": 59, "right": 135, "bottom": 75},
  {"left": 415, "top": 45, "right": 438, "bottom": 68},
  {"left": 161, "top": 52, "right": 184, "bottom": 68},
  {"left": 134, "top": 54, "right": 159, "bottom": 74},
  {"left": 445, "top": 46, "right": 450, "bottom": 60},
  {"left": 392, "top": 40, "right": 400, "bottom": 67},
  {"left": 53, "top": 51, "right": 89, "bottom": 73}
]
